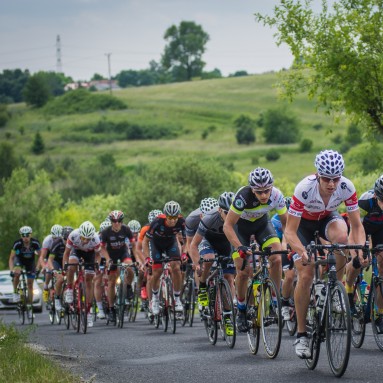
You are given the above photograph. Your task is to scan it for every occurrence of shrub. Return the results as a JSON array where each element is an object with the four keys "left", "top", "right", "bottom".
[
  {"left": 299, "top": 138, "right": 313, "bottom": 153},
  {"left": 312, "top": 123, "right": 323, "bottom": 130},
  {"left": 265, "top": 149, "right": 280, "bottom": 161},
  {"left": 234, "top": 114, "right": 256, "bottom": 145}
]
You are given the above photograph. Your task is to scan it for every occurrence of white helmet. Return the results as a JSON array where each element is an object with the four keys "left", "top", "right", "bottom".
[
  {"left": 128, "top": 220, "right": 141, "bottom": 233},
  {"left": 19, "top": 226, "right": 32, "bottom": 235},
  {"left": 248, "top": 167, "right": 274, "bottom": 189},
  {"left": 50, "top": 224, "right": 63, "bottom": 238},
  {"left": 79, "top": 221, "right": 96, "bottom": 239},
  {"left": 148, "top": 209, "right": 162, "bottom": 223},
  {"left": 199, "top": 197, "right": 219, "bottom": 214},
  {"left": 163, "top": 201, "right": 181, "bottom": 216},
  {"left": 99, "top": 220, "right": 111, "bottom": 232},
  {"left": 315, "top": 150, "right": 344, "bottom": 177},
  {"left": 374, "top": 175, "right": 383, "bottom": 200}
]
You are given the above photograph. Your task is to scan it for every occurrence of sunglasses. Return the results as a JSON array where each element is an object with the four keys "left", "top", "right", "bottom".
[
  {"left": 111, "top": 219, "right": 123, "bottom": 223},
  {"left": 166, "top": 215, "right": 178, "bottom": 220},
  {"left": 252, "top": 187, "right": 272, "bottom": 195},
  {"left": 80, "top": 236, "right": 91, "bottom": 242},
  {"left": 320, "top": 176, "right": 341, "bottom": 183},
  {"left": 21, "top": 233, "right": 31, "bottom": 238}
]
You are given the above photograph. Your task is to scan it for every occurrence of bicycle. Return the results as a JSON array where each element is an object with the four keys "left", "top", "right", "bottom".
[
  {"left": 14, "top": 269, "right": 34, "bottom": 325},
  {"left": 64, "top": 260, "right": 98, "bottom": 334},
  {"left": 47, "top": 271, "right": 63, "bottom": 325},
  {"left": 201, "top": 256, "right": 236, "bottom": 349},
  {"left": 127, "top": 263, "right": 139, "bottom": 323},
  {"left": 361, "top": 244, "right": 383, "bottom": 351},
  {"left": 180, "top": 263, "right": 196, "bottom": 327},
  {"left": 245, "top": 245, "right": 287, "bottom": 358},
  {"left": 154, "top": 256, "right": 177, "bottom": 334},
  {"left": 304, "top": 240, "right": 369, "bottom": 377}
]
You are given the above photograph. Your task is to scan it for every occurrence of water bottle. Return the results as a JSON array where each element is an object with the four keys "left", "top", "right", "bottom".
[{"left": 315, "top": 282, "right": 325, "bottom": 311}]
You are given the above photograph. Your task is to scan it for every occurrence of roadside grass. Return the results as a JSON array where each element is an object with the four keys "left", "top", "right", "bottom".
[{"left": 0, "top": 320, "right": 81, "bottom": 383}]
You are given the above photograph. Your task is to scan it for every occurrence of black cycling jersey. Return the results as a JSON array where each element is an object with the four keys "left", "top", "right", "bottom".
[
  {"left": 101, "top": 224, "right": 133, "bottom": 257},
  {"left": 50, "top": 237, "right": 66, "bottom": 263},
  {"left": 12, "top": 238, "right": 41, "bottom": 272}
]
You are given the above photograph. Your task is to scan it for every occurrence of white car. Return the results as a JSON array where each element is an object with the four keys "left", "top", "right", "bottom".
[{"left": 0, "top": 270, "right": 43, "bottom": 312}]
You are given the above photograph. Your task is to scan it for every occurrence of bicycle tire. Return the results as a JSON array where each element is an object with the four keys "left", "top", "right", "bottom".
[
  {"left": 286, "top": 308, "right": 297, "bottom": 337},
  {"left": 167, "top": 279, "right": 176, "bottom": 334},
  {"left": 326, "top": 280, "right": 351, "bottom": 377},
  {"left": 162, "top": 283, "right": 169, "bottom": 332},
  {"left": 220, "top": 279, "right": 236, "bottom": 349},
  {"left": 72, "top": 286, "right": 80, "bottom": 332},
  {"left": 48, "top": 290, "right": 55, "bottom": 325},
  {"left": 260, "top": 278, "right": 282, "bottom": 359},
  {"left": 305, "top": 284, "right": 321, "bottom": 370},
  {"left": 26, "top": 303, "right": 34, "bottom": 325},
  {"left": 371, "top": 281, "right": 383, "bottom": 351},
  {"left": 206, "top": 284, "right": 218, "bottom": 345},
  {"left": 116, "top": 283, "right": 125, "bottom": 328},
  {"left": 180, "top": 280, "right": 190, "bottom": 327},
  {"left": 79, "top": 282, "right": 87, "bottom": 334},
  {"left": 246, "top": 283, "right": 260, "bottom": 355},
  {"left": 351, "top": 282, "right": 366, "bottom": 348},
  {"left": 128, "top": 283, "right": 139, "bottom": 323}
]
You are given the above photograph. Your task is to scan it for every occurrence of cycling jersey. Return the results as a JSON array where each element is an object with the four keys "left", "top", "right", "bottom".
[
  {"left": 289, "top": 174, "right": 358, "bottom": 220},
  {"left": 12, "top": 238, "right": 41, "bottom": 276},
  {"left": 146, "top": 214, "right": 186, "bottom": 247},
  {"left": 138, "top": 224, "right": 150, "bottom": 242},
  {"left": 271, "top": 214, "right": 283, "bottom": 241},
  {"left": 359, "top": 190, "right": 383, "bottom": 246},
  {"left": 66, "top": 229, "right": 101, "bottom": 253},
  {"left": 185, "top": 208, "right": 202, "bottom": 237},
  {"left": 49, "top": 237, "right": 66, "bottom": 264},
  {"left": 101, "top": 224, "right": 133, "bottom": 257},
  {"left": 231, "top": 186, "right": 287, "bottom": 221}
]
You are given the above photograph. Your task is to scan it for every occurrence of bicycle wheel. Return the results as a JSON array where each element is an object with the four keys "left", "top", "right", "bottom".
[
  {"left": 116, "top": 283, "right": 125, "bottom": 328},
  {"left": 246, "top": 284, "right": 260, "bottom": 355},
  {"left": 220, "top": 279, "right": 236, "bottom": 349},
  {"left": 260, "top": 278, "right": 282, "bottom": 358},
  {"left": 180, "top": 279, "right": 192, "bottom": 327},
  {"left": 71, "top": 286, "right": 80, "bottom": 332},
  {"left": 305, "top": 285, "right": 321, "bottom": 370},
  {"left": 167, "top": 280, "right": 176, "bottom": 334},
  {"left": 205, "top": 285, "right": 218, "bottom": 345},
  {"left": 79, "top": 282, "right": 87, "bottom": 334},
  {"left": 351, "top": 282, "right": 366, "bottom": 348},
  {"left": 48, "top": 291, "right": 55, "bottom": 325},
  {"left": 128, "top": 283, "right": 139, "bottom": 323},
  {"left": 162, "top": 285, "right": 169, "bottom": 332},
  {"left": 286, "top": 306, "right": 297, "bottom": 337},
  {"left": 326, "top": 280, "right": 351, "bottom": 377},
  {"left": 370, "top": 281, "right": 383, "bottom": 351},
  {"left": 17, "top": 300, "right": 25, "bottom": 325}
]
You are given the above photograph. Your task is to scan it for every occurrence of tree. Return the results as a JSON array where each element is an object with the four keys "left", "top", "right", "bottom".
[
  {"left": 255, "top": 0, "right": 383, "bottom": 134},
  {"left": 161, "top": 21, "right": 210, "bottom": 81},
  {"left": 262, "top": 107, "right": 301, "bottom": 144},
  {"left": 23, "top": 73, "right": 51, "bottom": 107},
  {"left": 32, "top": 132, "right": 45, "bottom": 154},
  {"left": 0, "top": 69, "right": 30, "bottom": 103},
  {"left": 234, "top": 115, "right": 256, "bottom": 145}
]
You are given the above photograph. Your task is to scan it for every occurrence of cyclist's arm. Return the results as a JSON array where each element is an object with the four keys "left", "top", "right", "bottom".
[
  {"left": 8, "top": 250, "right": 16, "bottom": 271},
  {"left": 278, "top": 211, "right": 288, "bottom": 234},
  {"left": 47, "top": 254, "right": 55, "bottom": 271},
  {"left": 100, "top": 244, "right": 111, "bottom": 263},
  {"left": 190, "top": 233, "right": 203, "bottom": 266},
  {"left": 142, "top": 236, "right": 150, "bottom": 259},
  {"left": 62, "top": 246, "right": 71, "bottom": 268},
  {"left": 222, "top": 210, "right": 242, "bottom": 249},
  {"left": 347, "top": 209, "right": 368, "bottom": 266},
  {"left": 135, "top": 240, "right": 145, "bottom": 265},
  {"left": 284, "top": 214, "right": 307, "bottom": 260}
]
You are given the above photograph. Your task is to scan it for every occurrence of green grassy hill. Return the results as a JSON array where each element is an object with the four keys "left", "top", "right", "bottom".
[{"left": 2, "top": 72, "right": 348, "bottom": 183}]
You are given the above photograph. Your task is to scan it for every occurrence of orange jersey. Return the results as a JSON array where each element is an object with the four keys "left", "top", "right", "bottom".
[{"left": 138, "top": 225, "right": 150, "bottom": 242}]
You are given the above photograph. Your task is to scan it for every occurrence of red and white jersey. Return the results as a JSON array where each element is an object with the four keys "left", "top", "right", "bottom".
[
  {"left": 66, "top": 228, "right": 101, "bottom": 252},
  {"left": 289, "top": 174, "right": 359, "bottom": 221}
]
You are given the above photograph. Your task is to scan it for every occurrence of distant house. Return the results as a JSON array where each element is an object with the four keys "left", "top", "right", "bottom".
[{"left": 64, "top": 80, "right": 120, "bottom": 92}]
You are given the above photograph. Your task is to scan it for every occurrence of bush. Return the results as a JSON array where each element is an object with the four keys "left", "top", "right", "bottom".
[
  {"left": 299, "top": 138, "right": 313, "bottom": 153},
  {"left": 312, "top": 123, "right": 323, "bottom": 130},
  {"left": 265, "top": 149, "right": 280, "bottom": 161},
  {"left": 262, "top": 107, "right": 301, "bottom": 144},
  {"left": 234, "top": 114, "right": 256, "bottom": 145}
]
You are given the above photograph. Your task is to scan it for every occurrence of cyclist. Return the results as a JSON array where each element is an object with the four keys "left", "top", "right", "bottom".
[
  {"left": 346, "top": 174, "right": 383, "bottom": 332},
  {"left": 63, "top": 221, "right": 101, "bottom": 328},
  {"left": 9, "top": 226, "right": 41, "bottom": 308},
  {"left": 223, "top": 167, "right": 287, "bottom": 332},
  {"left": 185, "top": 197, "right": 219, "bottom": 307},
  {"left": 190, "top": 191, "right": 236, "bottom": 334},
  {"left": 93, "top": 220, "right": 111, "bottom": 319},
  {"left": 100, "top": 210, "right": 135, "bottom": 323},
  {"left": 137, "top": 209, "right": 162, "bottom": 315},
  {"left": 143, "top": 201, "right": 186, "bottom": 314},
  {"left": 39, "top": 224, "right": 63, "bottom": 304},
  {"left": 46, "top": 225, "right": 71, "bottom": 312},
  {"left": 284, "top": 149, "right": 366, "bottom": 358}
]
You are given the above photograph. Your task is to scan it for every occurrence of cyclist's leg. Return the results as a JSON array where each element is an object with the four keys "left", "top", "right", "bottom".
[
  {"left": 167, "top": 240, "right": 182, "bottom": 311},
  {"left": 197, "top": 240, "right": 215, "bottom": 307},
  {"left": 150, "top": 242, "right": 163, "bottom": 315},
  {"left": 12, "top": 256, "right": 22, "bottom": 301}
]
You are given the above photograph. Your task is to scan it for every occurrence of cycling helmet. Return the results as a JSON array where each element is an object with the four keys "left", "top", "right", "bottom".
[
  {"left": 99, "top": 220, "right": 111, "bottom": 232},
  {"left": 163, "top": 201, "right": 181, "bottom": 216},
  {"left": 284, "top": 196, "right": 292, "bottom": 209},
  {"left": 199, "top": 197, "right": 219, "bottom": 214},
  {"left": 314, "top": 149, "right": 344, "bottom": 177},
  {"left": 19, "top": 226, "right": 32, "bottom": 235},
  {"left": 62, "top": 226, "right": 73, "bottom": 240},
  {"left": 218, "top": 191, "right": 235, "bottom": 210},
  {"left": 79, "top": 221, "right": 96, "bottom": 239},
  {"left": 148, "top": 209, "right": 162, "bottom": 224},
  {"left": 248, "top": 167, "right": 274, "bottom": 189},
  {"left": 108, "top": 210, "right": 124, "bottom": 222},
  {"left": 50, "top": 224, "right": 63, "bottom": 238},
  {"left": 374, "top": 175, "right": 383, "bottom": 200},
  {"left": 127, "top": 219, "right": 141, "bottom": 233}
]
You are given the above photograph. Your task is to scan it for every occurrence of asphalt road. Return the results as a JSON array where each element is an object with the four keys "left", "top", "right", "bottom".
[{"left": 1, "top": 308, "right": 382, "bottom": 383}]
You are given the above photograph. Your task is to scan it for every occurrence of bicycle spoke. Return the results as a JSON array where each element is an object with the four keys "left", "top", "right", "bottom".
[
  {"left": 351, "top": 283, "right": 366, "bottom": 348},
  {"left": 371, "top": 282, "right": 383, "bottom": 351},
  {"left": 220, "top": 280, "right": 236, "bottom": 349}
]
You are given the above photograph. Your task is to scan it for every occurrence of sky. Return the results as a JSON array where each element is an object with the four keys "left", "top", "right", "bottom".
[{"left": 0, "top": 0, "right": 298, "bottom": 81}]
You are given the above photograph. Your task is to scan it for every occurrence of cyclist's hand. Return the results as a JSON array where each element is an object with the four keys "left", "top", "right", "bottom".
[
  {"left": 301, "top": 251, "right": 309, "bottom": 266},
  {"left": 145, "top": 257, "right": 153, "bottom": 267},
  {"left": 181, "top": 253, "right": 188, "bottom": 263},
  {"left": 237, "top": 246, "right": 251, "bottom": 259},
  {"left": 358, "top": 250, "right": 369, "bottom": 268}
]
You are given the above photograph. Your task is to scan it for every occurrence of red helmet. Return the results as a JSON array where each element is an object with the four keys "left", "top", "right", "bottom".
[{"left": 108, "top": 210, "right": 124, "bottom": 222}]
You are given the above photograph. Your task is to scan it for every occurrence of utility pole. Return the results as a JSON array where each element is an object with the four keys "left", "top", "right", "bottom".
[
  {"left": 105, "top": 53, "right": 112, "bottom": 94},
  {"left": 56, "top": 35, "right": 62, "bottom": 73}
]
